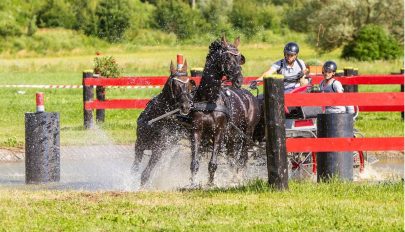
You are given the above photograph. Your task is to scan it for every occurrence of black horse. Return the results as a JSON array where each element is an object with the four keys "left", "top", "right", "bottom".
[
  {"left": 133, "top": 60, "right": 195, "bottom": 186},
  {"left": 190, "top": 36, "right": 261, "bottom": 186}
]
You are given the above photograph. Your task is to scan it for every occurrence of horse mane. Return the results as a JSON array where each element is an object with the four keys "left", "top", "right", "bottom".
[{"left": 206, "top": 40, "right": 223, "bottom": 61}]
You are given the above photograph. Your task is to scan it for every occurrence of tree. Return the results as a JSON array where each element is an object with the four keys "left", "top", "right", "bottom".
[
  {"left": 198, "top": 0, "right": 233, "bottom": 35},
  {"left": 229, "top": 0, "right": 262, "bottom": 38},
  {"left": 342, "top": 25, "right": 402, "bottom": 61},
  {"left": 154, "top": 0, "right": 206, "bottom": 40},
  {"left": 36, "top": 0, "right": 76, "bottom": 28},
  {"left": 285, "top": 0, "right": 404, "bottom": 52},
  {"left": 95, "top": 0, "right": 131, "bottom": 42}
]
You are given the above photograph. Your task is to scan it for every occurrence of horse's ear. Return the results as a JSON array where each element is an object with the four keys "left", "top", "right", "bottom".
[
  {"left": 221, "top": 35, "right": 228, "bottom": 46},
  {"left": 170, "top": 60, "right": 176, "bottom": 75},
  {"left": 182, "top": 59, "right": 188, "bottom": 73},
  {"left": 234, "top": 36, "right": 240, "bottom": 48}
]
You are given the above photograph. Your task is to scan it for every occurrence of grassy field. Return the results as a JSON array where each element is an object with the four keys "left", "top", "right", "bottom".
[
  {"left": 0, "top": 44, "right": 403, "bottom": 147},
  {"left": 0, "top": 180, "right": 402, "bottom": 231}
]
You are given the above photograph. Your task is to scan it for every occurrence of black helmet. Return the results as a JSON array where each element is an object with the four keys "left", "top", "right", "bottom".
[
  {"left": 322, "top": 61, "right": 337, "bottom": 73},
  {"left": 284, "top": 42, "right": 299, "bottom": 55}
]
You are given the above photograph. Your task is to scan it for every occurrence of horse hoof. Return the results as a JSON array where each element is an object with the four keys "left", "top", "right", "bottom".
[
  {"left": 186, "top": 183, "right": 201, "bottom": 190},
  {"left": 206, "top": 181, "right": 216, "bottom": 189}
]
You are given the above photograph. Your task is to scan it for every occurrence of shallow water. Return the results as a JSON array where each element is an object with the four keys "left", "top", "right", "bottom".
[{"left": 0, "top": 145, "right": 402, "bottom": 191}]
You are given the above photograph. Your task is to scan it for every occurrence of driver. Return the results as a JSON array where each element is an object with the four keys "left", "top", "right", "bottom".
[{"left": 255, "top": 42, "right": 308, "bottom": 93}]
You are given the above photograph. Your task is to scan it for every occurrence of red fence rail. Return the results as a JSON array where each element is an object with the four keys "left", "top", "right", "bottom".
[
  {"left": 83, "top": 74, "right": 404, "bottom": 110},
  {"left": 83, "top": 74, "right": 404, "bottom": 87},
  {"left": 286, "top": 137, "right": 404, "bottom": 152},
  {"left": 285, "top": 92, "right": 404, "bottom": 112},
  {"left": 84, "top": 92, "right": 404, "bottom": 112}
]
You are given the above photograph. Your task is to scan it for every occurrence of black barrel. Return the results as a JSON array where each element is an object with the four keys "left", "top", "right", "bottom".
[
  {"left": 335, "top": 70, "right": 344, "bottom": 77},
  {"left": 25, "top": 112, "right": 60, "bottom": 184},
  {"left": 83, "top": 71, "right": 94, "bottom": 129},
  {"left": 264, "top": 75, "right": 288, "bottom": 190},
  {"left": 343, "top": 67, "right": 358, "bottom": 93},
  {"left": 317, "top": 113, "right": 353, "bottom": 182},
  {"left": 190, "top": 68, "right": 203, "bottom": 77}
]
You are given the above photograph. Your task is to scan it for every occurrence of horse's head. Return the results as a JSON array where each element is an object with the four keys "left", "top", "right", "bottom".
[
  {"left": 166, "top": 60, "right": 195, "bottom": 115},
  {"left": 209, "top": 36, "right": 245, "bottom": 88}
]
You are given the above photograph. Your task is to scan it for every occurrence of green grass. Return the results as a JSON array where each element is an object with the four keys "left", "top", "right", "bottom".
[
  {"left": 0, "top": 180, "right": 402, "bottom": 231},
  {"left": 0, "top": 44, "right": 403, "bottom": 147}
]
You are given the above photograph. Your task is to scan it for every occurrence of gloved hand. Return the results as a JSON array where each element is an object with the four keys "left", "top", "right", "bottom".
[
  {"left": 297, "top": 71, "right": 305, "bottom": 79},
  {"left": 249, "top": 80, "right": 258, "bottom": 89}
]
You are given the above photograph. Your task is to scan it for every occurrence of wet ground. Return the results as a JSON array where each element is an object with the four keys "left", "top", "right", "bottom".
[{"left": 0, "top": 145, "right": 403, "bottom": 191}]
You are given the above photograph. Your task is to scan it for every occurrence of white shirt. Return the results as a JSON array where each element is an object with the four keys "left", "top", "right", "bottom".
[
  {"left": 320, "top": 79, "right": 355, "bottom": 114},
  {"left": 271, "top": 58, "right": 306, "bottom": 93}
]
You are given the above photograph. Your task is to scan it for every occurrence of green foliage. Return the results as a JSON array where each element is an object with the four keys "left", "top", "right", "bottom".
[
  {"left": 154, "top": 0, "right": 207, "bottom": 40},
  {"left": 0, "top": 21, "right": 22, "bottom": 37},
  {"left": 286, "top": 0, "right": 404, "bottom": 52},
  {"left": 258, "top": 4, "right": 282, "bottom": 33},
  {"left": 124, "top": 29, "right": 177, "bottom": 46},
  {"left": 228, "top": 0, "right": 281, "bottom": 38},
  {"left": 94, "top": 56, "right": 122, "bottom": 78},
  {"left": 198, "top": 0, "right": 233, "bottom": 36},
  {"left": 0, "top": 28, "right": 109, "bottom": 56},
  {"left": 36, "top": 0, "right": 76, "bottom": 28},
  {"left": 69, "top": 0, "right": 99, "bottom": 35},
  {"left": 27, "top": 15, "right": 37, "bottom": 36},
  {"left": 229, "top": 0, "right": 262, "bottom": 38},
  {"left": 95, "top": 0, "right": 131, "bottom": 42},
  {"left": 342, "top": 25, "right": 402, "bottom": 61}
]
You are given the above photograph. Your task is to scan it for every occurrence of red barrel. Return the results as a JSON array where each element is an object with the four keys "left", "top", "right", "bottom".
[{"left": 36, "top": 92, "right": 44, "bottom": 112}]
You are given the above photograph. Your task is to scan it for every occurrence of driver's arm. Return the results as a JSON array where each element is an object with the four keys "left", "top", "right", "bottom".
[{"left": 257, "top": 66, "right": 277, "bottom": 81}]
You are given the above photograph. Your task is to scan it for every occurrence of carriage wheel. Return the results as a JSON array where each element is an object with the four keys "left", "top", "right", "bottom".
[
  {"left": 288, "top": 150, "right": 366, "bottom": 180},
  {"left": 287, "top": 151, "right": 316, "bottom": 180},
  {"left": 353, "top": 150, "right": 366, "bottom": 173},
  {"left": 353, "top": 131, "right": 366, "bottom": 174}
]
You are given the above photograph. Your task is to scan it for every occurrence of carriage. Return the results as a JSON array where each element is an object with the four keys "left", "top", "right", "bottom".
[{"left": 250, "top": 80, "right": 368, "bottom": 180}]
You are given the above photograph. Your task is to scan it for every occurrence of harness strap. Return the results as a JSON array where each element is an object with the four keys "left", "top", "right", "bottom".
[
  {"left": 331, "top": 79, "right": 337, "bottom": 92},
  {"left": 277, "top": 59, "right": 304, "bottom": 82},
  {"left": 192, "top": 102, "right": 230, "bottom": 116}
]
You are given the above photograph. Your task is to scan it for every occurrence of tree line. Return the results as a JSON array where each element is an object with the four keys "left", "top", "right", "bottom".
[{"left": 0, "top": 0, "right": 403, "bottom": 60}]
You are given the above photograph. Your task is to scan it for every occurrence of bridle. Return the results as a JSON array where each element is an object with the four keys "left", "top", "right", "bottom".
[
  {"left": 219, "top": 47, "right": 243, "bottom": 81},
  {"left": 168, "top": 74, "right": 192, "bottom": 103}
]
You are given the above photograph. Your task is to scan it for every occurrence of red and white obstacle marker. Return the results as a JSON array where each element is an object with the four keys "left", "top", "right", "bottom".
[{"left": 36, "top": 92, "right": 45, "bottom": 112}]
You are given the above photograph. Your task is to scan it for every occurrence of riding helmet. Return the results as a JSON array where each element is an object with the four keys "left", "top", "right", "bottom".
[
  {"left": 322, "top": 61, "right": 337, "bottom": 73},
  {"left": 284, "top": 42, "right": 299, "bottom": 55}
]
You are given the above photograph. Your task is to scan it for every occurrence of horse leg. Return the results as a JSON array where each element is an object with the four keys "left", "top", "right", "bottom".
[
  {"left": 140, "top": 146, "right": 163, "bottom": 186},
  {"left": 237, "top": 126, "right": 255, "bottom": 180},
  {"left": 208, "top": 128, "right": 225, "bottom": 186},
  {"left": 190, "top": 128, "right": 202, "bottom": 186},
  {"left": 236, "top": 138, "right": 248, "bottom": 178},
  {"left": 227, "top": 135, "right": 245, "bottom": 184},
  {"left": 132, "top": 139, "right": 144, "bottom": 173}
]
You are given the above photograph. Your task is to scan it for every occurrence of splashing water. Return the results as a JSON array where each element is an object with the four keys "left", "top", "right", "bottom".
[{"left": 0, "top": 129, "right": 403, "bottom": 191}]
